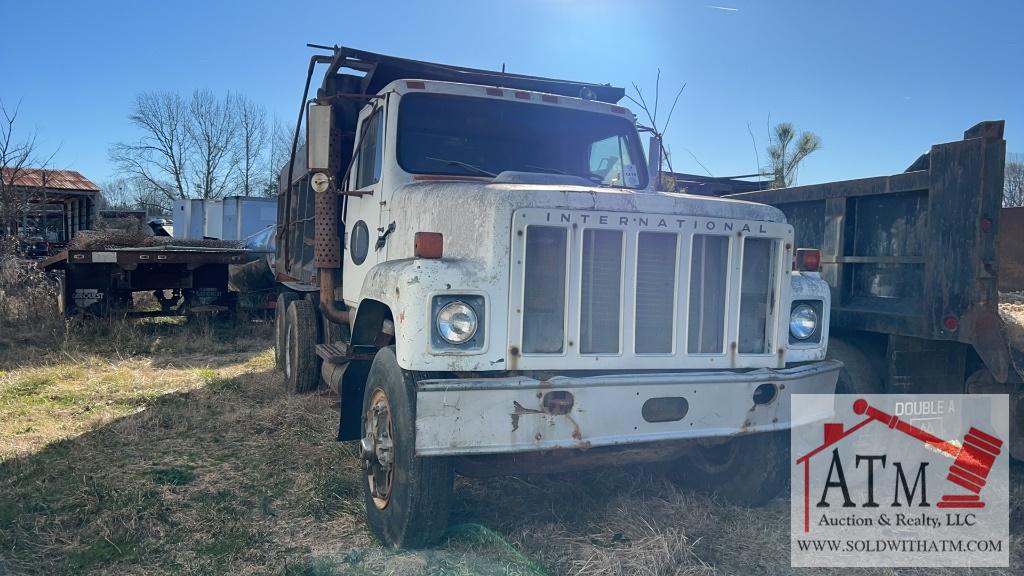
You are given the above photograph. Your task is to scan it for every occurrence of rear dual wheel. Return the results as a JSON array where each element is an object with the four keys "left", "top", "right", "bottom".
[
  {"left": 283, "top": 298, "right": 321, "bottom": 392},
  {"left": 274, "top": 292, "right": 299, "bottom": 369}
]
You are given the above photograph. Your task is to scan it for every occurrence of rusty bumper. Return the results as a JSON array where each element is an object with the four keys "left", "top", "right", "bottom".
[{"left": 414, "top": 360, "right": 842, "bottom": 457}]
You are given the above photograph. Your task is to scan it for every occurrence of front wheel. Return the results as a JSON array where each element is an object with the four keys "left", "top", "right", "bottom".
[
  {"left": 361, "top": 347, "right": 453, "bottom": 548},
  {"left": 668, "top": 431, "right": 788, "bottom": 506}
]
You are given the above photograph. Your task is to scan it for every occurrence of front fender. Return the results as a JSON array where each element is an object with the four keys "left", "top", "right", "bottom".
[
  {"left": 785, "top": 271, "right": 832, "bottom": 363},
  {"left": 357, "top": 258, "right": 509, "bottom": 371}
]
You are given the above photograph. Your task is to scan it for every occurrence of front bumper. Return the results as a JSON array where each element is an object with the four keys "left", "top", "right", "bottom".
[{"left": 415, "top": 359, "right": 842, "bottom": 456}]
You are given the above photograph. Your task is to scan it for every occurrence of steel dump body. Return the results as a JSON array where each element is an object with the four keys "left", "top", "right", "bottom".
[{"left": 728, "top": 122, "right": 1016, "bottom": 392}]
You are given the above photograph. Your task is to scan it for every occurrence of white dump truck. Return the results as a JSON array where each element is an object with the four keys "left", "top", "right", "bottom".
[{"left": 273, "top": 45, "right": 841, "bottom": 548}]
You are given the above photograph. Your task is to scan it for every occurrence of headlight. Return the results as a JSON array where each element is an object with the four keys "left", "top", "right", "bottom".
[
  {"left": 436, "top": 301, "right": 478, "bottom": 344},
  {"left": 789, "top": 304, "right": 818, "bottom": 340}
]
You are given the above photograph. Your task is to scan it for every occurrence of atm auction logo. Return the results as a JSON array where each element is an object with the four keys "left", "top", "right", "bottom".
[{"left": 790, "top": 394, "right": 1010, "bottom": 568}]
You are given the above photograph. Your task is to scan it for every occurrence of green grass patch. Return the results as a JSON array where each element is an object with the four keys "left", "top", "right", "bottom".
[
  {"left": 194, "top": 367, "right": 242, "bottom": 392},
  {"left": 198, "top": 524, "right": 259, "bottom": 558},
  {"left": 150, "top": 465, "right": 196, "bottom": 486},
  {"left": 4, "top": 375, "right": 53, "bottom": 397},
  {"left": 283, "top": 557, "right": 343, "bottom": 576},
  {"left": 66, "top": 536, "right": 137, "bottom": 571}
]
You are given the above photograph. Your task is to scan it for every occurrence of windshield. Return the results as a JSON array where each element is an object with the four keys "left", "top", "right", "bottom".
[{"left": 397, "top": 93, "right": 647, "bottom": 189}]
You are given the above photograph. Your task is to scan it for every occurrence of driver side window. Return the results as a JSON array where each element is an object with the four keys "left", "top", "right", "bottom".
[{"left": 355, "top": 109, "right": 384, "bottom": 190}]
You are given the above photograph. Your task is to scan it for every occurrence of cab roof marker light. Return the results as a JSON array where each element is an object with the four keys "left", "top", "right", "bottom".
[
  {"left": 405, "top": 80, "right": 426, "bottom": 89},
  {"left": 485, "top": 87, "right": 504, "bottom": 97},
  {"left": 610, "top": 105, "right": 627, "bottom": 114},
  {"left": 514, "top": 91, "right": 531, "bottom": 100}
]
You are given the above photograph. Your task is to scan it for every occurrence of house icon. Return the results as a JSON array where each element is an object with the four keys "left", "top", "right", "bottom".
[{"left": 795, "top": 399, "right": 1003, "bottom": 533}]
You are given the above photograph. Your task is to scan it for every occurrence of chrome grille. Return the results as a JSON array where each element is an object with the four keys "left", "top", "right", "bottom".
[
  {"left": 514, "top": 210, "right": 784, "bottom": 368},
  {"left": 635, "top": 232, "right": 677, "bottom": 353},
  {"left": 580, "top": 229, "right": 623, "bottom": 353},
  {"left": 687, "top": 234, "right": 729, "bottom": 354},
  {"left": 522, "top": 226, "right": 567, "bottom": 353},
  {"left": 738, "top": 237, "right": 777, "bottom": 354}
]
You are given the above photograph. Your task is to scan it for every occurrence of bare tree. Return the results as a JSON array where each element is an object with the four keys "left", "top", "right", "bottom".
[
  {"left": 235, "top": 95, "right": 268, "bottom": 197},
  {"left": 111, "top": 90, "right": 286, "bottom": 202},
  {"left": 264, "top": 117, "right": 297, "bottom": 196},
  {"left": 765, "top": 122, "right": 821, "bottom": 188},
  {"left": 98, "top": 178, "right": 135, "bottom": 210},
  {"left": 109, "top": 92, "right": 192, "bottom": 204},
  {"left": 0, "top": 99, "right": 58, "bottom": 236},
  {"left": 625, "top": 69, "right": 686, "bottom": 182},
  {"left": 188, "top": 90, "right": 238, "bottom": 199},
  {"left": 1005, "top": 152, "right": 1024, "bottom": 208}
]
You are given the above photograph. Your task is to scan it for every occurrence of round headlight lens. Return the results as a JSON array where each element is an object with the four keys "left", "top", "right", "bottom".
[
  {"left": 790, "top": 304, "right": 818, "bottom": 340},
  {"left": 436, "top": 301, "right": 478, "bottom": 344}
]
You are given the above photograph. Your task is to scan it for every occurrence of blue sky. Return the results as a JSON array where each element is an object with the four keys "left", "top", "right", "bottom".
[{"left": 1, "top": 0, "right": 1021, "bottom": 188}]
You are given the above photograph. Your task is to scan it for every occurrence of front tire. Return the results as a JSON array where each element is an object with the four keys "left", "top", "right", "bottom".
[
  {"left": 361, "top": 347, "right": 453, "bottom": 548},
  {"left": 668, "top": 431, "right": 788, "bottom": 505},
  {"left": 828, "top": 337, "right": 883, "bottom": 395}
]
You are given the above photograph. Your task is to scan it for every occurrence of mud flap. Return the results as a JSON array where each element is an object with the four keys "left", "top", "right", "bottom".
[{"left": 337, "top": 360, "right": 371, "bottom": 441}]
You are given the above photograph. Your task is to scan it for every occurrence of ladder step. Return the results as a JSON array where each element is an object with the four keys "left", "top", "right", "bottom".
[{"left": 315, "top": 342, "right": 379, "bottom": 363}]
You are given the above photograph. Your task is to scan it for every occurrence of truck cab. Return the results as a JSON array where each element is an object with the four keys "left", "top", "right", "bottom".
[{"left": 274, "top": 46, "right": 841, "bottom": 548}]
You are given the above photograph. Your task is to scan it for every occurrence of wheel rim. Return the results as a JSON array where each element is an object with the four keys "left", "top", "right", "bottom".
[
  {"left": 362, "top": 388, "right": 395, "bottom": 509},
  {"left": 689, "top": 441, "right": 741, "bottom": 474}
]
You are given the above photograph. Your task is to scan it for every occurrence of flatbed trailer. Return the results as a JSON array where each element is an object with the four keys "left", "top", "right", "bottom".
[{"left": 40, "top": 246, "right": 258, "bottom": 316}]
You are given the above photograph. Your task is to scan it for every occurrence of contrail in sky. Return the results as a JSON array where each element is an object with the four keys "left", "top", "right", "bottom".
[{"left": 706, "top": 5, "right": 739, "bottom": 11}]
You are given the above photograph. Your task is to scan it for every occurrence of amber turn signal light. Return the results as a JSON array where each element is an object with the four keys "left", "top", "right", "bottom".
[
  {"left": 414, "top": 232, "right": 443, "bottom": 259},
  {"left": 794, "top": 248, "right": 821, "bottom": 272}
]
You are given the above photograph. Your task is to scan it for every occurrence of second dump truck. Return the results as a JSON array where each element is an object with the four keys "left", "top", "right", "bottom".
[{"left": 274, "top": 46, "right": 839, "bottom": 547}]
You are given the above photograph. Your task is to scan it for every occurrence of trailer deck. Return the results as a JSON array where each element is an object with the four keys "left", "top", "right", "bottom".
[{"left": 41, "top": 245, "right": 259, "bottom": 316}]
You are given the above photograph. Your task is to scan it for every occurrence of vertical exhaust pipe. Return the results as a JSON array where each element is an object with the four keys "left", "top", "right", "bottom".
[{"left": 314, "top": 182, "right": 349, "bottom": 326}]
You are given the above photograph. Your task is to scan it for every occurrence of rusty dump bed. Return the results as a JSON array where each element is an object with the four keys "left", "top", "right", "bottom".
[
  {"left": 729, "top": 121, "right": 1013, "bottom": 383},
  {"left": 314, "top": 45, "right": 625, "bottom": 104},
  {"left": 40, "top": 246, "right": 256, "bottom": 270}
]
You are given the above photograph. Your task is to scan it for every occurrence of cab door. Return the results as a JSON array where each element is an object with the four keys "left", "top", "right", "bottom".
[{"left": 341, "top": 100, "right": 387, "bottom": 306}]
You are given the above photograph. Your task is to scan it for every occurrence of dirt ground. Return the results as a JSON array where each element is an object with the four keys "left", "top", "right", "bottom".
[{"left": 0, "top": 317, "right": 1021, "bottom": 576}]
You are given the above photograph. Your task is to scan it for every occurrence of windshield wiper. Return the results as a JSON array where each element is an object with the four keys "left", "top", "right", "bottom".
[
  {"left": 523, "top": 164, "right": 570, "bottom": 176},
  {"left": 424, "top": 156, "right": 496, "bottom": 177}
]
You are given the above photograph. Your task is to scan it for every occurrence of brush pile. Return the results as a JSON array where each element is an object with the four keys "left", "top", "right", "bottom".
[
  {"left": 69, "top": 230, "right": 241, "bottom": 251},
  {"left": 1000, "top": 292, "right": 1024, "bottom": 373},
  {"left": 0, "top": 237, "right": 59, "bottom": 339}
]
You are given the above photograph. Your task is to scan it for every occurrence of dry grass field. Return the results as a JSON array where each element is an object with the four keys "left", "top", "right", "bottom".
[{"left": 0, "top": 279, "right": 1021, "bottom": 574}]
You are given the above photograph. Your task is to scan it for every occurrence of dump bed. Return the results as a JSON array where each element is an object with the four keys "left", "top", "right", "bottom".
[{"left": 727, "top": 121, "right": 1011, "bottom": 382}]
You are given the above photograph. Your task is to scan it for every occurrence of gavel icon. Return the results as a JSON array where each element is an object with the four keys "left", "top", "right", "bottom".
[{"left": 852, "top": 398, "right": 1003, "bottom": 508}]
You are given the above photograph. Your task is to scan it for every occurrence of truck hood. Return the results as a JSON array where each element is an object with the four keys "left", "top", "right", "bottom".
[{"left": 384, "top": 180, "right": 787, "bottom": 263}]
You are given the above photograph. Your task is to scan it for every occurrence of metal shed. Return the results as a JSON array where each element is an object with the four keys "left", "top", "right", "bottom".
[{"left": 0, "top": 168, "right": 99, "bottom": 242}]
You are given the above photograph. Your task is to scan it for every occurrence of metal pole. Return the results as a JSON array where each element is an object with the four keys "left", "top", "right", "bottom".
[{"left": 647, "top": 135, "right": 663, "bottom": 192}]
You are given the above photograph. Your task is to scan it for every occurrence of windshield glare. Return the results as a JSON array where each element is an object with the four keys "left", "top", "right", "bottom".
[{"left": 397, "top": 93, "right": 647, "bottom": 189}]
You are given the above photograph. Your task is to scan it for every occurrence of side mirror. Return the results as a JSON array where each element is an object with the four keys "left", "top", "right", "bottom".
[{"left": 307, "top": 103, "right": 332, "bottom": 172}]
